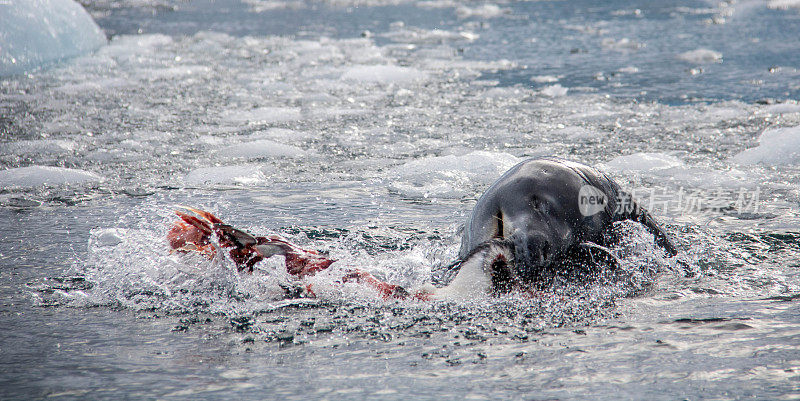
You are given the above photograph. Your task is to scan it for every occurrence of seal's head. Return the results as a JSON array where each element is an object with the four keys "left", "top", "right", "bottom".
[{"left": 490, "top": 189, "right": 575, "bottom": 283}]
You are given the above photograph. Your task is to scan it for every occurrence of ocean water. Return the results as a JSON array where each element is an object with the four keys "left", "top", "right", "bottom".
[{"left": 2, "top": 0, "right": 800, "bottom": 399}]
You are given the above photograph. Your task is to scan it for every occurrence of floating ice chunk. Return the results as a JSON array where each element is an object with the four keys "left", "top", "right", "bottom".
[
  {"left": 388, "top": 151, "right": 520, "bottom": 198},
  {"left": 0, "top": 0, "right": 107, "bottom": 76},
  {"left": 762, "top": 102, "right": 800, "bottom": 115},
  {"left": 141, "top": 65, "right": 211, "bottom": 80},
  {"left": 601, "top": 38, "right": 644, "bottom": 51},
  {"left": 0, "top": 139, "right": 76, "bottom": 156},
  {"left": 732, "top": 126, "right": 800, "bottom": 165},
  {"left": 564, "top": 24, "right": 609, "bottom": 35},
  {"left": 85, "top": 148, "right": 143, "bottom": 163},
  {"left": 223, "top": 107, "right": 303, "bottom": 124},
  {"left": 677, "top": 49, "right": 723, "bottom": 63},
  {"left": 216, "top": 140, "right": 307, "bottom": 159},
  {"left": 603, "top": 153, "right": 751, "bottom": 188},
  {"left": 417, "top": 0, "right": 457, "bottom": 8},
  {"left": 540, "top": 84, "right": 569, "bottom": 97},
  {"left": 0, "top": 166, "right": 103, "bottom": 189},
  {"left": 184, "top": 165, "right": 267, "bottom": 186},
  {"left": 617, "top": 66, "right": 640, "bottom": 73},
  {"left": 308, "top": 107, "right": 369, "bottom": 120},
  {"left": 552, "top": 126, "right": 604, "bottom": 140},
  {"left": 382, "top": 27, "right": 478, "bottom": 44},
  {"left": 455, "top": 4, "right": 506, "bottom": 19},
  {"left": 768, "top": 0, "right": 800, "bottom": 9},
  {"left": 530, "top": 75, "right": 560, "bottom": 83},
  {"left": 244, "top": 0, "right": 305, "bottom": 12},
  {"left": 603, "top": 153, "right": 684, "bottom": 172},
  {"left": 429, "top": 58, "right": 515, "bottom": 73},
  {"left": 249, "top": 128, "right": 314, "bottom": 141},
  {"left": 341, "top": 65, "right": 427, "bottom": 83}
]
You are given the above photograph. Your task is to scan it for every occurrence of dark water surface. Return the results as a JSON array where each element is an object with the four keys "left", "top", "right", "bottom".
[{"left": 2, "top": 0, "right": 800, "bottom": 399}]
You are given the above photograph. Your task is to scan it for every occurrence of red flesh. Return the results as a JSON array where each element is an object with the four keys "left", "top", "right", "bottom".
[{"left": 167, "top": 207, "right": 420, "bottom": 299}]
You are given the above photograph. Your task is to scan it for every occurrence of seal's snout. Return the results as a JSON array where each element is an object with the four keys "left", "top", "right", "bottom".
[{"left": 512, "top": 231, "right": 553, "bottom": 277}]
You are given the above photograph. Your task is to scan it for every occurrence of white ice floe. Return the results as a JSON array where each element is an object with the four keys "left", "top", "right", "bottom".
[
  {"left": 530, "top": 75, "right": 561, "bottom": 83},
  {"left": 184, "top": 165, "right": 266, "bottom": 186},
  {"left": 341, "top": 65, "right": 427, "bottom": 83},
  {"left": 540, "top": 84, "right": 569, "bottom": 97},
  {"left": 244, "top": 0, "right": 305, "bottom": 12},
  {"left": 552, "top": 126, "right": 605, "bottom": 140},
  {"left": 602, "top": 152, "right": 751, "bottom": 188},
  {"left": 0, "top": 166, "right": 103, "bottom": 189},
  {"left": 248, "top": 128, "right": 315, "bottom": 141},
  {"left": 382, "top": 27, "right": 478, "bottom": 44},
  {"left": 0, "top": 0, "right": 107, "bottom": 76},
  {"left": 767, "top": 0, "right": 800, "bottom": 10},
  {"left": 601, "top": 38, "right": 644, "bottom": 51},
  {"left": 0, "top": 140, "right": 76, "bottom": 156},
  {"left": 732, "top": 126, "right": 800, "bottom": 165},
  {"left": 222, "top": 107, "right": 303, "bottom": 124},
  {"left": 455, "top": 4, "right": 506, "bottom": 19},
  {"left": 603, "top": 153, "right": 684, "bottom": 172},
  {"left": 677, "top": 48, "right": 723, "bottom": 63},
  {"left": 215, "top": 140, "right": 307, "bottom": 159},
  {"left": 387, "top": 151, "right": 520, "bottom": 198},
  {"left": 417, "top": 0, "right": 457, "bottom": 8},
  {"left": 762, "top": 102, "right": 800, "bottom": 115}
]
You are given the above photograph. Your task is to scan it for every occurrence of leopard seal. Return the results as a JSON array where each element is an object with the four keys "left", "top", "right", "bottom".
[{"left": 430, "top": 157, "right": 677, "bottom": 298}]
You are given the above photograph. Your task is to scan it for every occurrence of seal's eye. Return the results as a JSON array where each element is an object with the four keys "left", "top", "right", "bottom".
[
  {"left": 494, "top": 210, "right": 504, "bottom": 238},
  {"left": 530, "top": 196, "right": 542, "bottom": 211}
]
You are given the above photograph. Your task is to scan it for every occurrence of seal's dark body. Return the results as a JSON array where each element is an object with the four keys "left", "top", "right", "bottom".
[{"left": 456, "top": 157, "right": 676, "bottom": 284}]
